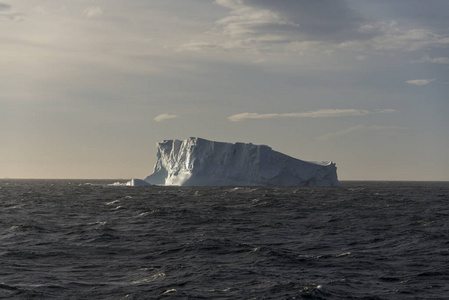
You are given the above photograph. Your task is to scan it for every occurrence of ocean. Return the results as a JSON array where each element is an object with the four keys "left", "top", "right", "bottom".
[{"left": 0, "top": 180, "right": 448, "bottom": 299}]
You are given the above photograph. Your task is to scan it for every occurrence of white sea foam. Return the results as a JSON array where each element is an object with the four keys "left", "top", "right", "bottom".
[
  {"left": 105, "top": 200, "right": 121, "bottom": 205},
  {"left": 162, "top": 289, "right": 177, "bottom": 294},
  {"left": 137, "top": 212, "right": 151, "bottom": 217},
  {"left": 132, "top": 273, "right": 166, "bottom": 284}
]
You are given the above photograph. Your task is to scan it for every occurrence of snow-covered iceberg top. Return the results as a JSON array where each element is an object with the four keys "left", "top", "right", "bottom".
[{"left": 144, "top": 137, "right": 339, "bottom": 187}]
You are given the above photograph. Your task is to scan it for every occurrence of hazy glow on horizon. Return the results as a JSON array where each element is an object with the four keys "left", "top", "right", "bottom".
[{"left": 1, "top": 0, "right": 448, "bottom": 181}]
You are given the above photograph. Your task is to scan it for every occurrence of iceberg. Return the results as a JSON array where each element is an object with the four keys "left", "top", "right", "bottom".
[{"left": 144, "top": 137, "right": 339, "bottom": 187}]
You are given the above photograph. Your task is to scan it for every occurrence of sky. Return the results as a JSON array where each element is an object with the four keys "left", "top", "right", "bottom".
[{"left": 1, "top": 0, "right": 448, "bottom": 181}]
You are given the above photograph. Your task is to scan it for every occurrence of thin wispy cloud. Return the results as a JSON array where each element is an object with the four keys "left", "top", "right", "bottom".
[
  {"left": 83, "top": 6, "right": 103, "bottom": 18},
  {"left": 415, "top": 55, "right": 449, "bottom": 64},
  {"left": 228, "top": 109, "right": 395, "bottom": 122},
  {"left": 154, "top": 114, "right": 179, "bottom": 122},
  {"left": 317, "top": 125, "right": 406, "bottom": 141},
  {"left": 406, "top": 79, "right": 436, "bottom": 86},
  {"left": 177, "top": 42, "right": 219, "bottom": 52},
  {"left": 0, "top": 3, "right": 10, "bottom": 10},
  {"left": 0, "top": 3, "right": 22, "bottom": 21},
  {"left": 368, "top": 24, "right": 449, "bottom": 52}
]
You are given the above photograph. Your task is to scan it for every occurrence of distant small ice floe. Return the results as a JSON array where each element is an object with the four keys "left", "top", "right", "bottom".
[
  {"left": 109, "top": 179, "right": 151, "bottom": 186},
  {"left": 109, "top": 182, "right": 127, "bottom": 186}
]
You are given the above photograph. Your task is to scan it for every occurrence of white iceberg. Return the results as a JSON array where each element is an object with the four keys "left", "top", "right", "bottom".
[{"left": 144, "top": 137, "right": 339, "bottom": 187}]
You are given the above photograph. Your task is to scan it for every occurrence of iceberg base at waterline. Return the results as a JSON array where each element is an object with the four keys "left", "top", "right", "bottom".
[{"left": 142, "top": 137, "right": 339, "bottom": 187}]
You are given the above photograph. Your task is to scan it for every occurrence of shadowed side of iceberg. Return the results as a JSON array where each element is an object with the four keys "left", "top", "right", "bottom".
[{"left": 144, "top": 137, "right": 339, "bottom": 187}]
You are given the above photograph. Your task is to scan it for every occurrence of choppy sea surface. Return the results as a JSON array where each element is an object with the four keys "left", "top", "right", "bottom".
[{"left": 1, "top": 180, "right": 448, "bottom": 299}]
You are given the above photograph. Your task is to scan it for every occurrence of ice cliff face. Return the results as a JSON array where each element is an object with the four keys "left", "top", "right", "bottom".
[{"left": 144, "top": 137, "right": 339, "bottom": 187}]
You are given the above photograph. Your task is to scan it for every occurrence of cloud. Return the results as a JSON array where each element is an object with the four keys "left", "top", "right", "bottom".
[
  {"left": 182, "top": 0, "right": 377, "bottom": 53},
  {"left": 177, "top": 42, "right": 220, "bottom": 52},
  {"left": 317, "top": 125, "right": 406, "bottom": 140},
  {"left": 84, "top": 6, "right": 103, "bottom": 18},
  {"left": 180, "top": 1, "right": 449, "bottom": 57},
  {"left": 154, "top": 114, "right": 178, "bottom": 122},
  {"left": 0, "top": 3, "right": 10, "bottom": 10},
  {"left": 0, "top": 3, "right": 23, "bottom": 21},
  {"left": 416, "top": 54, "right": 449, "bottom": 64},
  {"left": 228, "top": 109, "right": 395, "bottom": 122},
  {"left": 369, "top": 25, "right": 449, "bottom": 52},
  {"left": 406, "top": 79, "right": 436, "bottom": 86},
  {"left": 215, "top": 0, "right": 375, "bottom": 43}
]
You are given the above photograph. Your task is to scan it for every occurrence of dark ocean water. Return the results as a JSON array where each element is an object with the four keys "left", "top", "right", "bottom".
[{"left": 0, "top": 180, "right": 448, "bottom": 299}]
